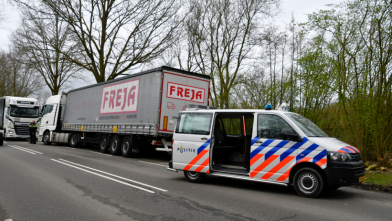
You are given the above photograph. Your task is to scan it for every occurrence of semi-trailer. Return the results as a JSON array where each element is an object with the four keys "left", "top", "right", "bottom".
[
  {"left": 0, "top": 96, "right": 40, "bottom": 142},
  {"left": 38, "top": 66, "right": 211, "bottom": 157}
]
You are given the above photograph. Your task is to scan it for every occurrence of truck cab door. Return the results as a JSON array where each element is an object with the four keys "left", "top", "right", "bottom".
[
  {"left": 172, "top": 112, "right": 213, "bottom": 173},
  {"left": 41, "top": 104, "right": 57, "bottom": 127}
]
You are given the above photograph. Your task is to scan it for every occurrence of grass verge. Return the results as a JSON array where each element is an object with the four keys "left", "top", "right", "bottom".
[{"left": 363, "top": 172, "right": 392, "bottom": 186}]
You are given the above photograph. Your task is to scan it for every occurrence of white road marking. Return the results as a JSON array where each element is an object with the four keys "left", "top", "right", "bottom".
[
  {"left": 58, "top": 158, "right": 168, "bottom": 192},
  {"left": 51, "top": 159, "right": 155, "bottom": 193},
  {"left": 5, "top": 219, "right": 13, "bottom": 221},
  {"left": 91, "top": 151, "right": 111, "bottom": 156},
  {"left": 9, "top": 145, "right": 36, "bottom": 155},
  {"left": 139, "top": 160, "right": 167, "bottom": 167},
  {"left": 12, "top": 145, "right": 43, "bottom": 154}
]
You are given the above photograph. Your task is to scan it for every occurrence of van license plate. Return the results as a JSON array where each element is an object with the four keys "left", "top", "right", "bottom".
[{"left": 359, "top": 176, "right": 365, "bottom": 183}]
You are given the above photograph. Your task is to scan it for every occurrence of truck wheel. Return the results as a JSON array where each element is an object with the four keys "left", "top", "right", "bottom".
[
  {"left": 184, "top": 171, "right": 205, "bottom": 183},
  {"left": 69, "top": 133, "right": 79, "bottom": 148},
  {"left": 293, "top": 168, "right": 325, "bottom": 198},
  {"left": 43, "top": 131, "right": 51, "bottom": 145},
  {"left": 99, "top": 135, "right": 109, "bottom": 153},
  {"left": 121, "top": 136, "right": 132, "bottom": 157},
  {"left": 0, "top": 133, "right": 3, "bottom": 146},
  {"left": 110, "top": 135, "right": 121, "bottom": 155}
]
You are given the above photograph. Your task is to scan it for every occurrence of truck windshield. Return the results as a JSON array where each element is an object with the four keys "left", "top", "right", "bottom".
[
  {"left": 285, "top": 113, "right": 328, "bottom": 137},
  {"left": 10, "top": 107, "right": 39, "bottom": 118}
]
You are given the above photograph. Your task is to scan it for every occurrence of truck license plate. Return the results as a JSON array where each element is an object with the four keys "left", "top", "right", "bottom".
[{"left": 359, "top": 176, "right": 365, "bottom": 183}]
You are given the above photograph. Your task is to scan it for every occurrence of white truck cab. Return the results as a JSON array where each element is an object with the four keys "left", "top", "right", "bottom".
[
  {"left": 0, "top": 96, "right": 40, "bottom": 140},
  {"left": 38, "top": 94, "right": 67, "bottom": 143},
  {"left": 168, "top": 105, "right": 365, "bottom": 197}
]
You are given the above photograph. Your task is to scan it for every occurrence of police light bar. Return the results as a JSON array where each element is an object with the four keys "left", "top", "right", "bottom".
[{"left": 265, "top": 104, "right": 272, "bottom": 110}]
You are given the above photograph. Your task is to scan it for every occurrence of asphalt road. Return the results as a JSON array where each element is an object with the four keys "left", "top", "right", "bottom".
[{"left": 0, "top": 140, "right": 391, "bottom": 221}]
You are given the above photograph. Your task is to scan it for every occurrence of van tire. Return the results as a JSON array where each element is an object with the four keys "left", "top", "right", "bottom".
[
  {"left": 110, "top": 135, "right": 121, "bottom": 155},
  {"left": 43, "top": 131, "right": 51, "bottom": 145},
  {"left": 184, "top": 171, "right": 205, "bottom": 183},
  {"left": 69, "top": 133, "right": 79, "bottom": 148},
  {"left": 293, "top": 167, "right": 325, "bottom": 198},
  {"left": 0, "top": 133, "right": 3, "bottom": 146},
  {"left": 99, "top": 135, "right": 109, "bottom": 153}
]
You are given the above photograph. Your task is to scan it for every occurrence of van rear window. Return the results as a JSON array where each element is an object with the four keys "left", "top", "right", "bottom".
[{"left": 175, "top": 113, "right": 212, "bottom": 135}]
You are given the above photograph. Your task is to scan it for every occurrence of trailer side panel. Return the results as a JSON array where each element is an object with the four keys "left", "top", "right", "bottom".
[{"left": 62, "top": 71, "right": 162, "bottom": 135}]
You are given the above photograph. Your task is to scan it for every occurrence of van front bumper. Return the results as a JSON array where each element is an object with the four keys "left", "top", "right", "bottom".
[{"left": 323, "top": 160, "right": 365, "bottom": 187}]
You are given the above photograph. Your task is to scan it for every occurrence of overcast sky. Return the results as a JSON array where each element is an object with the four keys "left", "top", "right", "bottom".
[
  {"left": 0, "top": 0, "right": 343, "bottom": 51},
  {"left": 0, "top": 0, "right": 343, "bottom": 94}
]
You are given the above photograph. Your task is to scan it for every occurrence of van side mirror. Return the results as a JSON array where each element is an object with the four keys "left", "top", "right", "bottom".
[{"left": 280, "top": 129, "right": 303, "bottom": 142}]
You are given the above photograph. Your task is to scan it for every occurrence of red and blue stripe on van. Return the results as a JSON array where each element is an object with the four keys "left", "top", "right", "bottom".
[
  {"left": 338, "top": 146, "right": 360, "bottom": 153},
  {"left": 183, "top": 139, "right": 211, "bottom": 173},
  {"left": 250, "top": 137, "right": 327, "bottom": 182}
]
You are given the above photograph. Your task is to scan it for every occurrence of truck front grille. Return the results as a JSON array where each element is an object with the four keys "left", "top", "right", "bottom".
[{"left": 14, "top": 125, "right": 30, "bottom": 135}]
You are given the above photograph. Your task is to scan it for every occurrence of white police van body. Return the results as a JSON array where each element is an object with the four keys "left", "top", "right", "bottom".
[{"left": 168, "top": 105, "right": 365, "bottom": 197}]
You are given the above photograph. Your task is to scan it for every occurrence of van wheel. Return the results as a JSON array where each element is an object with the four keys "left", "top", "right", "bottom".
[
  {"left": 43, "top": 131, "right": 51, "bottom": 145},
  {"left": 184, "top": 171, "right": 205, "bottom": 183},
  {"left": 293, "top": 168, "right": 325, "bottom": 198},
  {"left": 69, "top": 133, "right": 79, "bottom": 148},
  {"left": 110, "top": 135, "right": 121, "bottom": 155},
  {"left": 0, "top": 133, "right": 3, "bottom": 146},
  {"left": 99, "top": 135, "right": 109, "bottom": 153}
]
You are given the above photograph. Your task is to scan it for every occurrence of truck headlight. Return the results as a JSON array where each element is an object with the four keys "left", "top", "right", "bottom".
[
  {"left": 8, "top": 131, "right": 14, "bottom": 134},
  {"left": 328, "top": 151, "right": 351, "bottom": 162}
]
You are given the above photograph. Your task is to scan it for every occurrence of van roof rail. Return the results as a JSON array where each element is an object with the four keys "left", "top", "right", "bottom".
[{"left": 185, "top": 104, "right": 218, "bottom": 111}]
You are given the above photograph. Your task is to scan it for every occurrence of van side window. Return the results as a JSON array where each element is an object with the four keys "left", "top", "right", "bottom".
[
  {"left": 258, "top": 115, "right": 294, "bottom": 139},
  {"left": 175, "top": 113, "right": 212, "bottom": 135},
  {"left": 221, "top": 118, "right": 242, "bottom": 135}
]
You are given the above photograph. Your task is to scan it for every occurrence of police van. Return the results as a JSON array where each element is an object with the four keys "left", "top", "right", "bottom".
[{"left": 168, "top": 105, "right": 365, "bottom": 197}]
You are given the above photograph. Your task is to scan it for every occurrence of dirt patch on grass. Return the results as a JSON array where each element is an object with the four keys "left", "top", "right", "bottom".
[{"left": 351, "top": 182, "right": 392, "bottom": 193}]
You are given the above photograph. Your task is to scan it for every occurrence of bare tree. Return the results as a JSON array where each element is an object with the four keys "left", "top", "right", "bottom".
[
  {"left": 179, "top": 0, "right": 279, "bottom": 108},
  {"left": 12, "top": 3, "right": 82, "bottom": 95},
  {"left": 0, "top": 48, "right": 41, "bottom": 97},
  {"left": 14, "top": 0, "right": 185, "bottom": 83}
]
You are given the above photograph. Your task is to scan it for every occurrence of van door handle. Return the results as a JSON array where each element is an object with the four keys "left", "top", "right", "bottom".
[
  {"left": 255, "top": 140, "right": 263, "bottom": 144},
  {"left": 46, "top": 121, "right": 48, "bottom": 124},
  {"left": 201, "top": 138, "right": 208, "bottom": 140}
]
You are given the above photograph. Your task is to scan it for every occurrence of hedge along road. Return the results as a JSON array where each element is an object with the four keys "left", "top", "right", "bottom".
[{"left": 0, "top": 140, "right": 391, "bottom": 221}]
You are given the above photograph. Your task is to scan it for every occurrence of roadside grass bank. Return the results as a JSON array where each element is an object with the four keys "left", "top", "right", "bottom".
[{"left": 351, "top": 171, "right": 392, "bottom": 193}]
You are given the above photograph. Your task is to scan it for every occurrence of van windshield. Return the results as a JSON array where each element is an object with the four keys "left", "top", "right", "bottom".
[
  {"left": 10, "top": 106, "right": 39, "bottom": 118},
  {"left": 285, "top": 113, "right": 328, "bottom": 137}
]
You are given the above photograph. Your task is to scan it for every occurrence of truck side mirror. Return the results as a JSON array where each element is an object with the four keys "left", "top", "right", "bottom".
[{"left": 280, "top": 129, "right": 303, "bottom": 142}]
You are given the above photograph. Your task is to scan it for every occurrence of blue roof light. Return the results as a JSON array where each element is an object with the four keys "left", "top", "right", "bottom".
[{"left": 265, "top": 104, "right": 272, "bottom": 110}]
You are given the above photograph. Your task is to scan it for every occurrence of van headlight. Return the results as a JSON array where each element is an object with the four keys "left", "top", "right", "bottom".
[{"left": 328, "top": 151, "right": 351, "bottom": 162}]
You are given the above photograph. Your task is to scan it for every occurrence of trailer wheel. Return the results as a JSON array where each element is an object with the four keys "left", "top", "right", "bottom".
[
  {"left": 121, "top": 136, "right": 132, "bottom": 157},
  {"left": 43, "top": 131, "right": 51, "bottom": 145},
  {"left": 99, "top": 135, "right": 109, "bottom": 153},
  {"left": 293, "top": 167, "right": 325, "bottom": 198},
  {"left": 110, "top": 135, "right": 121, "bottom": 155},
  {"left": 184, "top": 171, "right": 205, "bottom": 183},
  {"left": 69, "top": 133, "right": 79, "bottom": 148},
  {"left": 0, "top": 133, "right": 3, "bottom": 146}
]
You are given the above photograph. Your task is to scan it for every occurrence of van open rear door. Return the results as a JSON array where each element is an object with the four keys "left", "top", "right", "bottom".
[{"left": 172, "top": 112, "right": 213, "bottom": 173}]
